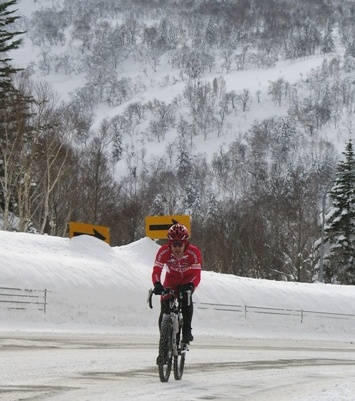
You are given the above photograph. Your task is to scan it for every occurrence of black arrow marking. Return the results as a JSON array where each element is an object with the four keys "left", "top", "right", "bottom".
[
  {"left": 73, "top": 229, "right": 107, "bottom": 241},
  {"left": 149, "top": 218, "right": 179, "bottom": 231},
  {"left": 93, "top": 229, "right": 107, "bottom": 241}
]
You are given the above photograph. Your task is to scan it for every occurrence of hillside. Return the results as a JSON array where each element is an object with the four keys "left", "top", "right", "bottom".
[
  {"left": 13, "top": 0, "right": 351, "bottom": 168},
  {"left": 2, "top": 0, "right": 355, "bottom": 281}
]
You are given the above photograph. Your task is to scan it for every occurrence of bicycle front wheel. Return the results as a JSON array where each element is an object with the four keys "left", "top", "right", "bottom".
[
  {"left": 158, "top": 316, "right": 173, "bottom": 382},
  {"left": 174, "top": 341, "right": 186, "bottom": 380}
]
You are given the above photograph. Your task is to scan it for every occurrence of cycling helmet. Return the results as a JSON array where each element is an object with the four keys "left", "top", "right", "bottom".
[{"left": 167, "top": 223, "right": 190, "bottom": 241}]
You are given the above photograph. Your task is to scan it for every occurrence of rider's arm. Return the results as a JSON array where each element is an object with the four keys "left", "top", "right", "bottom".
[
  {"left": 152, "top": 265, "right": 163, "bottom": 285},
  {"left": 186, "top": 245, "right": 202, "bottom": 289},
  {"left": 151, "top": 244, "right": 170, "bottom": 285}
]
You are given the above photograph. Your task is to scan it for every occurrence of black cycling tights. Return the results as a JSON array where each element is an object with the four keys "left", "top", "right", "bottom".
[{"left": 158, "top": 293, "right": 193, "bottom": 331}]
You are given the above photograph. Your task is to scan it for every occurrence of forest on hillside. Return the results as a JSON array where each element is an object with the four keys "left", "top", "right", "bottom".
[{"left": 2, "top": 0, "right": 355, "bottom": 283}]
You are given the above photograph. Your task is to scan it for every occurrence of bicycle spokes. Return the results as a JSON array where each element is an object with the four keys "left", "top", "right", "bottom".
[{"left": 158, "top": 317, "right": 173, "bottom": 382}]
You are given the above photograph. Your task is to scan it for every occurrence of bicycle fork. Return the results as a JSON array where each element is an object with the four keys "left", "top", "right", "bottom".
[
  {"left": 172, "top": 313, "right": 179, "bottom": 356},
  {"left": 172, "top": 311, "right": 189, "bottom": 356}
]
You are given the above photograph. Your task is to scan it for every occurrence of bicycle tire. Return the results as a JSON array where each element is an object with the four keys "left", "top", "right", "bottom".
[
  {"left": 173, "top": 343, "right": 186, "bottom": 380},
  {"left": 158, "top": 315, "right": 173, "bottom": 382}
]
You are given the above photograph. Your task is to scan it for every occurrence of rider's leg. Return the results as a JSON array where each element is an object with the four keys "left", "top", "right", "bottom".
[
  {"left": 158, "top": 299, "right": 170, "bottom": 331},
  {"left": 181, "top": 293, "right": 194, "bottom": 342}
]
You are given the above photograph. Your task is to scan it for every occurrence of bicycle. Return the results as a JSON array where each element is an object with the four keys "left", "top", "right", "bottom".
[{"left": 148, "top": 287, "right": 191, "bottom": 382}]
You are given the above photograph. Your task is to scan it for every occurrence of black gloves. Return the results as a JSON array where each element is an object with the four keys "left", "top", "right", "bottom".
[
  {"left": 179, "top": 283, "right": 194, "bottom": 293},
  {"left": 153, "top": 282, "right": 164, "bottom": 295},
  {"left": 153, "top": 282, "right": 194, "bottom": 295}
]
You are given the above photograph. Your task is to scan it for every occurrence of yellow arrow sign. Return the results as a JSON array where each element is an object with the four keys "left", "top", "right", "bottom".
[
  {"left": 69, "top": 221, "right": 110, "bottom": 244},
  {"left": 145, "top": 215, "right": 191, "bottom": 239}
]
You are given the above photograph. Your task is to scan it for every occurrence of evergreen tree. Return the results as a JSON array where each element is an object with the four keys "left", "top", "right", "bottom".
[
  {"left": 324, "top": 140, "right": 355, "bottom": 284},
  {"left": 0, "top": 0, "right": 25, "bottom": 221},
  {"left": 321, "top": 20, "right": 335, "bottom": 54},
  {"left": 183, "top": 177, "right": 201, "bottom": 216},
  {"left": 151, "top": 193, "right": 166, "bottom": 215},
  {"left": 206, "top": 191, "right": 219, "bottom": 219},
  {"left": 176, "top": 131, "right": 192, "bottom": 184},
  {"left": 0, "top": 0, "right": 23, "bottom": 92}
]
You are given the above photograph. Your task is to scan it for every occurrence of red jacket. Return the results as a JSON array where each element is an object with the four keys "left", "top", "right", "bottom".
[{"left": 152, "top": 243, "right": 202, "bottom": 290}]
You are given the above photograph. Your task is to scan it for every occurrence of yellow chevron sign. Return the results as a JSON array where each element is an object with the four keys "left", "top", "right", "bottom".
[
  {"left": 145, "top": 215, "right": 191, "bottom": 239},
  {"left": 69, "top": 221, "right": 110, "bottom": 244}
]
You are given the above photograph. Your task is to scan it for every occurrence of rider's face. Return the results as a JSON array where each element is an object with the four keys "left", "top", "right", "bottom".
[{"left": 170, "top": 241, "right": 185, "bottom": 257}]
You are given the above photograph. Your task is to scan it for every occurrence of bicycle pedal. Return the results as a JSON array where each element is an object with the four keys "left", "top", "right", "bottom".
[{"left": 179, "top": 344, "right": 189, "bottom": 353}]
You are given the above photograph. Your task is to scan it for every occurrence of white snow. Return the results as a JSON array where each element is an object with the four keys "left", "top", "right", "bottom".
[{"left": 2, "top": 231, "right": 355, "bottom": 399}]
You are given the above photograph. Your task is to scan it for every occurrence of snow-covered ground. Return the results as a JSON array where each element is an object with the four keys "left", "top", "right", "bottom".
[
  {"left": 13, "top": 0, "right": 351, "bottom": 173},
  {"left": 1, "top": 231, "right": 355, "bottom": 400}
]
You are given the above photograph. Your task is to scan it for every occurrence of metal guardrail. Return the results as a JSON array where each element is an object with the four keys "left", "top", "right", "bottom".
[
  {"left": 196, "top": 302, "right": 354, "bottom": 323},
  {"left": 0, "top": 287, "right": 48, "bottom": 313}
]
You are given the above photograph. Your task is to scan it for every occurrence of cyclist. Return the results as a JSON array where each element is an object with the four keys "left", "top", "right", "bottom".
[{"left": 152, "top": 223, "right": 202, "bottom": 343}]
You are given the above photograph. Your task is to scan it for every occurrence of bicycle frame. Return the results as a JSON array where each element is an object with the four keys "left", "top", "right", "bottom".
[{"left": 165, "top": 290, "right": 185, "bottom": 355}]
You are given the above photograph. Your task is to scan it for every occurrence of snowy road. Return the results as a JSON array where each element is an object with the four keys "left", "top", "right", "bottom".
[{"left": 1, "top": 332, "right": 355, "bottom": 401}]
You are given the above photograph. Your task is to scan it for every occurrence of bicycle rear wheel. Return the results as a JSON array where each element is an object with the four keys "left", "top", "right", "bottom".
[{"left": 158, "top": 315, "right": 173, "bottom": 382}]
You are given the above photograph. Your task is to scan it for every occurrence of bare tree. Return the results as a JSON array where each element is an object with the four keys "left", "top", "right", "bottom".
[
  {"left": 0, "top": 93, "right": 28, "bottom": 230},
  {"left": 237, "top": 88, "right": 251, "bottom": 112},
  {"left": 77, "top": 123, "right": 119, "bottom": 225},
  {"left": 268, "top": 78, "right": 287, "bottom": 106},
  {"left": 23, "top": 81, "right": 72, "bottom": 233}
]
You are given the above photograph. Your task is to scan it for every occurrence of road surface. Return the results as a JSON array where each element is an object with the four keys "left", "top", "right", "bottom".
[{"left": 1, "top": 332, "right": 355, "bottom": 400}]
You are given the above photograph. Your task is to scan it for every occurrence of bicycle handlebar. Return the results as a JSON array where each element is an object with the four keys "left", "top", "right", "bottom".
[
  {"left": 147, "top": 287, "right": 192, "bottom": 309},
  {"left": 148, "top": 288, "right": 154, "bottom": 309}
]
